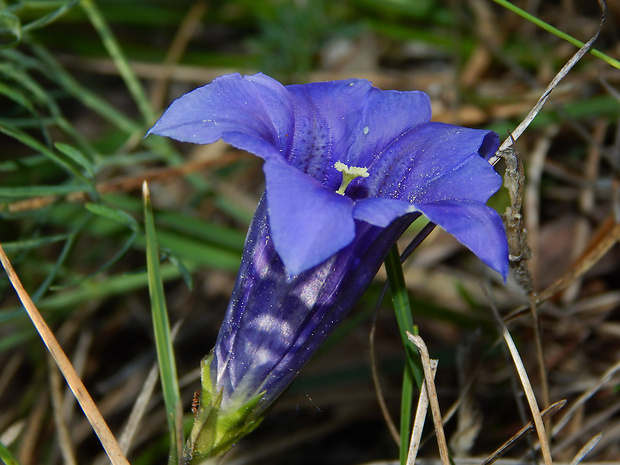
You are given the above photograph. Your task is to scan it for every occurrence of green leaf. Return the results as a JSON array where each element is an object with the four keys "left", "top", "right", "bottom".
[
  {"left": 163, "top": 251, "right": 194, "bottom": 291},
  {"left": 0, "top": 11, "right": 21, "bottom": 49},
  {"left": 0, "top": 234, "right": 69, "bottom": 252},
  {"left": 152, "top": 230, "right": 241, "bottom": 272},
  {"left": 55, "top": 143, "right": 95, "bottom": 179},
  {"left": 492, "top": 0, "right": 620, "bottom": 70},
  {"left": 143, "top": 183, "right": 183, "bottom": 464},
  {"left": 85, "top": 203, "right": 139, "bottom": 230},
  {"left": 0, "top": 438, "right": 20, "bottom": 465},
  {"left": 0, "top": 125, "right": 92, "bottom": 186},
  {"left": 21, "top": 0, "right": 80, "bottom": 33},
  {"left": 0, "top": 184, "right": 86, "bottom": 198},
  {"left": 0, "top": 82, "right": 34, "bottom": 111},
  {"left": 384, "top": 246, "right": 423, "bottom": 465}
]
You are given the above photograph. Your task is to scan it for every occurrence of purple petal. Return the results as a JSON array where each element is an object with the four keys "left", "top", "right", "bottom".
[
  {"left": 263, "top": 160, "right": 356, "bottom": 276},
  {"left": 353, "top": 196, "right": 508, "bottom": 280},
  {"left": 284, "top": 80, "right": 431, "bottom": 187},
  {"left": 413, "top": 201, "right": 509, "bottom": 279},
  {"left": 353, "top": 197, "right": 417, "bottom": 227},
  {"left": 147, "top": 73, "right": 293, "bottom": 160},
  {"left": 365, "top": 122, "right": 501, "bottom": 203}
]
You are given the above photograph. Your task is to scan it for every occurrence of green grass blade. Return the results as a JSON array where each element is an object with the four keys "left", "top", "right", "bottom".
[
  {"left": 0, "top": 125, "right": 93, "bottom": 186},
  {"left": 143, "top": 182, "right": 183, "bottom": 464},
  {"left": 80, "top": 0, "right": 155, "bottom": 124},
  {"left": 85, "top": 203, "right": 139, "bottom": 231},
  {"left": 20, "top": 0, "right": 79, "bottom": 33},
  {"left": 0, "top": 81, "right": 34, "bottom": 111},
  {"left": 25, "top": 45, "right": 141, "bottom": 135},
  {"left": 0, "top": 234, "right": 70, "bottom": 252},
  {"left": 0, "top": 439, "right": 20, "bottom": 465},
  {"left": 0, "top": 262, "right": 193, "bottom": 326},
  {"left": 0, "top": 11, "right": 21, "bottom": 48},
  {"left": 0, "top": 184, "right": 86, "bottom": 198},
  {"left": 399, "top": 362, "right": 415, "bottom": 465},
  {"left": 492, "top": 0, "right": 620, "bottom": 70},
  {"left": 384, "top": 246, "right": 423, "bottom": 465},
  {"left": 55, "top": 143, "right": 95, "bottom": 179},
  {"left": 31, "top": 218, "right": 85, "bottom": 302}
]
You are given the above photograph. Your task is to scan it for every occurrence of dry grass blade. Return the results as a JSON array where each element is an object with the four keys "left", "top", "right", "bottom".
[
  {"left": 62, "top": 331, "right": 92, "bottom": 422},
  {"left": 406, "top": 359, "right": 437, "bottom": 465},
  {"left": 0, "top": 421, "right": 25, "bottom": 449},
  {"left": 537, "top": 218, "right": 620, "bottom": 303},
  {"left": 18, "top": 385, "right": 47, "bottom": 465},
  {"left": 0, "top": 244, "right": 131, "bottom": 465},
  {"left": 110, "top": 321, "right": 182, "bottom": 462},
  {"left": 569, "top": 433, "right": 603, "bottom": 465},
  {"left": 489, "top": 0, "right": 607, "bottom": 164},
  {"left": 119, "top": 364, "right": 159, "bottom": 454},
  {"left": 552, "top": 358, "right": 620, "bottom": 438},
  {"left": 48, "top": 355, "right": 78, "bottom": 465},
  {"left": 406, "top": 333, "right": 449, "bottom": 465},
  {"left": 484, "top": 287, "right": 553, "bottom": 465},
  {"left": 482, "top": 400, "right": 566, "bottom": 465}
]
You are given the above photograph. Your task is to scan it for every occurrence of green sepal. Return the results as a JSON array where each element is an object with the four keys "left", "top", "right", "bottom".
[{"left": 184, "top": 354, "right": 266, "bottom": 464}]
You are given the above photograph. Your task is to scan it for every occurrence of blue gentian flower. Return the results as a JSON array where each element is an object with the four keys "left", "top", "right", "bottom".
[{"left": 148, "top": 73, "right": 508, "bottom": 461}]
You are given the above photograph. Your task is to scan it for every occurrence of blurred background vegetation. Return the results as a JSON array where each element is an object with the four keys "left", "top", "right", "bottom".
[{"left": 1, "top": 0, "right": 619, "bottom": 464}]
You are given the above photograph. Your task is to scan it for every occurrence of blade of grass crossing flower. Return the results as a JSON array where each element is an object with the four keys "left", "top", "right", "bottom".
[
  {"left": 0, "top": 439, "right": 20, "bottom": 465},
  {"left": 143, "top": 182, "right": 183, "bottom": 464},
  {"left": 384, "top": 246, "right": 424, "bottom": 465}
]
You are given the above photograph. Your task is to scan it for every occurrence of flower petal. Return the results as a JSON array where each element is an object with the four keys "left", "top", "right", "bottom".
[
  {"left": 284, "top": 80, "right": 431, "bottom": 188},
  {"left": 353, "top": 197, "right": 418, "bottom": 227},
  {"left": 365, "top": 122, "right": 501, "bottom": 203},
  {"left": 147, "top": 73, "right": 294, "bottom": 160},
  {"left": 413, "top": 201, "right": 509, "bottom": 279},
  {"left": 263, "top": 160, "right": 356, "bottom": 276}
]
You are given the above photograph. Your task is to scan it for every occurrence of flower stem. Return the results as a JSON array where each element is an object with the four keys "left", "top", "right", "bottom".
[{"left": 384, "top": 246, "right": 423, "bottom": 465}]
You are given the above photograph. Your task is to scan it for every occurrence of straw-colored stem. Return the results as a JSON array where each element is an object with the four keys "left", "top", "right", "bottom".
[{"left": 0, "top": 244, "right": 130, "bottom": 465}]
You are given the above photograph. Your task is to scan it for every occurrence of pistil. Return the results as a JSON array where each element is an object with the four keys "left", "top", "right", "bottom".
[{"left": 334, "top": 161, "right": 369, "bottom": 195}]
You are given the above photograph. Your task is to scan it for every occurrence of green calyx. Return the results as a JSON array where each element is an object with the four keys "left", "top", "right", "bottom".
[
  {"left": 334, "top": 161, "right": 369, "bottom": 195},
  {"left": 184, "top": 354, "right": 266, "bottom": 464}
]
